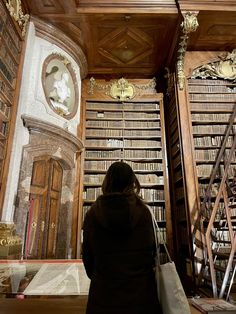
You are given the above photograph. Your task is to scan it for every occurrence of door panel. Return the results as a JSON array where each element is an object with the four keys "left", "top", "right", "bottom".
[
  {"left": 46, "top": 160, "right": 62, "bottom": 258},
  {"left": 26, "top": 157, "right": 63, "bottom": 259}
]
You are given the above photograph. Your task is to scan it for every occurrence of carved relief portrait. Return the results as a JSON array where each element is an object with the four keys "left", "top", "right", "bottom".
[{"left": 42, "top": 54, "right": 79, "bottom": 119}]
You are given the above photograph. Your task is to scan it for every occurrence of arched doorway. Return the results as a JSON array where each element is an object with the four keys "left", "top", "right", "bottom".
[{"left": 25, "top": 156, "right": 63, "bottom": 259}]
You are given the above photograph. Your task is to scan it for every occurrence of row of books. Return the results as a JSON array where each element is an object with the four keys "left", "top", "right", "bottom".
[
  {"left": 0, "top": 8, "right": 21, "bottom": 51},
  {"left": 84, "top": 160, "right": 163, "bottom": 171},
  {"left": 0, "top": 57, "right": 13, "bottom": 85},
  {"left": 85, "top": 149, "right": 122, "bottom": 158},
  {"left": 85, "top": 149, "right": 162, "bottom": 159},
  {"left": 5, "top": 18, "right": 21, "bottom": 50},
  {"left": 189, "top": 93, "right": 236, "bottom": 102},
  {"left": 191, "top": 103, "right": 235, "bottom": 111},
  {"left": 201, "top": 203, "right": 227, "bottom": 221},
  {"left": 87, "top": 111, "right": 123, "bottom": 119},
  {"left": 194, "top": 149, "right": 234, "bottom": 161},
  {"left": 1, "top": 27, "right": 19, "bottom": 66},
  {"left": 188, "top": 84, "right": 236, "bottom": 93},
  {"left": 0, "top": 99, "right": 10, "bottom": 118},
  {"left": 196, "top": 164, "right": 235, "bottom": 178},
  {"left": 84, "top": 174, "right": 105, "bottom": 184},
  {"left": 86, "top": 129, "right": 123, "bottom": 137},
  {"left": 83, "top": 187, "right": 102, "bottom": 201},
  {"left": 83, "top": 188, "right": 165, "bottom": 202},
  {"left": 140, "top": 188, "right": 164, "bottom": 202},
  {"left": 84, "top": 173, "right": 164, "bottom": 185},
  {"left": 85, "top": 138, "right": 161, "bottom": 148},
  {"left": 149, "top": 206, "right": 166, "bottom": 221},
  {"left": 87, "top": 111, "right": 160, "bottom": 120},
  {"left": 188, "top": 78, "right": 236, "bottom": 86},
  {"left": 193, "top": 135, "right": 233, "bottom": 147},
  {"left": 86, "top": 129, "right": 161, "bottom": 137},
  {"left": 0, "top": 44, "right": 18, "bottom": 78},
  {"left": 0, "top": 78, "right": 13, "bottom": 102},
  {"left": 86, "top": 120, "right": 161, "bottom": 128},
  {"left": 87, "top": 102, "right": 160, "bottom": 111},
  {"left": 191, "top": 113, "right": 231, "bottom": 122},
  {"left": 0, "top": 120, "right": 7, "bottom": 136},
  {"left": 199, "top": 182, "right": 220, "bottom": 197},
  {"left": 0, "top": 142, "right": 4, "bottom": 159},
  {"left": 125, "top": 161, "right": 163, "bottom": 171},
  {"left": 192, "top": 125, "right": 236, "bottom": 134},
  {"left": 156, "top": 227, "right": 166, "bottom": 244},
  {"left": 123, "top": 150, "right": 162, "bottom": 159}
]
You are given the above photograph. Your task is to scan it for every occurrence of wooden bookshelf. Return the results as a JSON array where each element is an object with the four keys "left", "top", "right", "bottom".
[
  {"left": 187, "top": 78, "right": 236, "bottom": 287},
  {"left": 0, "top": 0, "right": 24, "bottom": 212},
  {"left": 78, "top": 80, "right": 172, "bottom": 252},
  {"left": 188, "top": 78, "right": 236, "bottom": 186}
]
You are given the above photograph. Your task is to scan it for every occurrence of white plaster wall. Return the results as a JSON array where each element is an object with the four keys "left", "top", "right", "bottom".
[{"left": 1, "top": 21, "right": 82, "bottom": 222}]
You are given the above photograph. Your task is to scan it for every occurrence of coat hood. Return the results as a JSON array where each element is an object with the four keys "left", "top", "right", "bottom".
[{"left": 92, "top": 192, "right": 144, "bottom": 234}]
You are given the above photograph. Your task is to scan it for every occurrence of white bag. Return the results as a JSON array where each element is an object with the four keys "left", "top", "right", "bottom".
[{"left": 149, "top": 208, "right": 191, "bottom": 314}]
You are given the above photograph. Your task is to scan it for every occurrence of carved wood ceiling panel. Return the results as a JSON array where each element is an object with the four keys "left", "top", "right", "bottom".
[
  {"left": 188, "top": 11, "right": 236, "bottom": 51},
  {"left": 23, "top": 0, "right": 236, "bottom": 78}
]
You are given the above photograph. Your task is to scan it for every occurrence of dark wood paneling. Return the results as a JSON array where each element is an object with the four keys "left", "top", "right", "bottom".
[
  {"left": 188, "top": 11, "right": 236, "bottom": 52},
  {"left": 22, "top": 1, "right": 236, "bottom": 78}
]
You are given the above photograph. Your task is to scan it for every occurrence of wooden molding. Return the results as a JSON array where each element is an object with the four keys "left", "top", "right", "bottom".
[
  {"left": 76, "top": 0, "right": 178, "bottom": 13},
  {"left": 178, "top": 0, "right": 236, "bottom": 11},
  {"left": 31, "top": 16, "right": 88, "bottom": 79},
  {"left": 22, "top": 114, "right": 84, "bottom": 152}
]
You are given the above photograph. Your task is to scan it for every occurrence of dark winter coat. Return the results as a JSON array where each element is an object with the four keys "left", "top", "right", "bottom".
[{"left": 82, "top": 192, "right": 162, "bottom": 314}]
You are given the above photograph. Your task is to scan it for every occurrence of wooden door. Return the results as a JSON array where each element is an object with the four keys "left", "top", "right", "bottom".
[{"left": 26, "top": 157, "right": 63, "bottom": 259}]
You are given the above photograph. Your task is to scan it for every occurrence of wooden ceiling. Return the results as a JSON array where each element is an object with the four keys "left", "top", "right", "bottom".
[{"left": 23, "top": 0, "right": 236, "bottom": 79}]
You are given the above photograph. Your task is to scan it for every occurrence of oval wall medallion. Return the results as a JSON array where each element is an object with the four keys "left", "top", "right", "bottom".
[{"left": 42, "top": 54, "right": 79, "bottom": 119}]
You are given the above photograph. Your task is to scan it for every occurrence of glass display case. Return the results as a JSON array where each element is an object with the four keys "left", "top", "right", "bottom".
[{"left": 0, "top": 259, "right": 90, "bottom": 298}]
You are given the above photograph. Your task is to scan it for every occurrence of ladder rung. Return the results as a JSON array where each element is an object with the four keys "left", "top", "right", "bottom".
[
  {"left": 213, "top": 239, "right": 232, "bottom": 244},
  {"left": 212, "top": 250, "right": 233, "bottom": 258}
]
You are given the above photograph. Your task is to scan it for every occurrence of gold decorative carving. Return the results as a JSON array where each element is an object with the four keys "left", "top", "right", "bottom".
[
  {"left": 89, "top": 77, "right": 156, "bottom": 100},
  {"left": 177, "top": 11, "right": 199, "bottom": 90},
  {"left": 110, "top": 78, "right": 135, "bottom": 101},
  {"left": 191, "top": 49, "right": 236, "bottom": 82},
  {"left": 0, "top": 222, "right": 22, "bottom": 257},
  {"left": 5, "top": 0, "right": 29, "bottom": 36}
]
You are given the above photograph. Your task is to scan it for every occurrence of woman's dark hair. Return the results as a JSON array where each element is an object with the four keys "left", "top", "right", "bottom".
[{"left": 102, "top": 161, "right": 140, "bottom": 195}]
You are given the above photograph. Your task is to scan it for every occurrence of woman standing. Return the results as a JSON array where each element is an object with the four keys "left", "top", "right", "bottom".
[{"left": 82, "top": 161, "right": 161, "bottom": 314}]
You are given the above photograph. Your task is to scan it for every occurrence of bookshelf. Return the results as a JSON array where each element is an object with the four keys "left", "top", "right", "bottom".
[
  {"left": 82, "top": 98, "right": 170, "bottom": 246},
  {"left": 188, "top": 78, "right": 236, "bottom": 205},
  {"left": 186, "top": 77, "right": 236, "bottom": 297},
  {"left": 0, "top": 0, "right": 23, "bottom": 210}
]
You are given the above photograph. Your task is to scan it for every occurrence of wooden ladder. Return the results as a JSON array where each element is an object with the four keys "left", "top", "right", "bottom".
[{"left": 199, "top": 104, "right": 236, "bottom": 300}]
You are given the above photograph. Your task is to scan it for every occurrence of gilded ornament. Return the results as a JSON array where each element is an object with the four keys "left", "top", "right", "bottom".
[
  {"left": 0, "top": 222, "right": 22, "bottom": 258},
  {"left": 110, "top": 78, "right": 135, "bottom": 101},
  {"left": 5, "top": 0, "right": 29, "bottom": 36},
  {"left": 177, "top": 12, "right": 199, "bottom": 90},
  {"left": 191, "top": 49, "right": 236, "bottom": 82},
  {"left": 181, "top": 11, "right": 199, "bottom": 34},
  {"left": 89, "top": 77, "right": 156, "bottom": 100}
]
